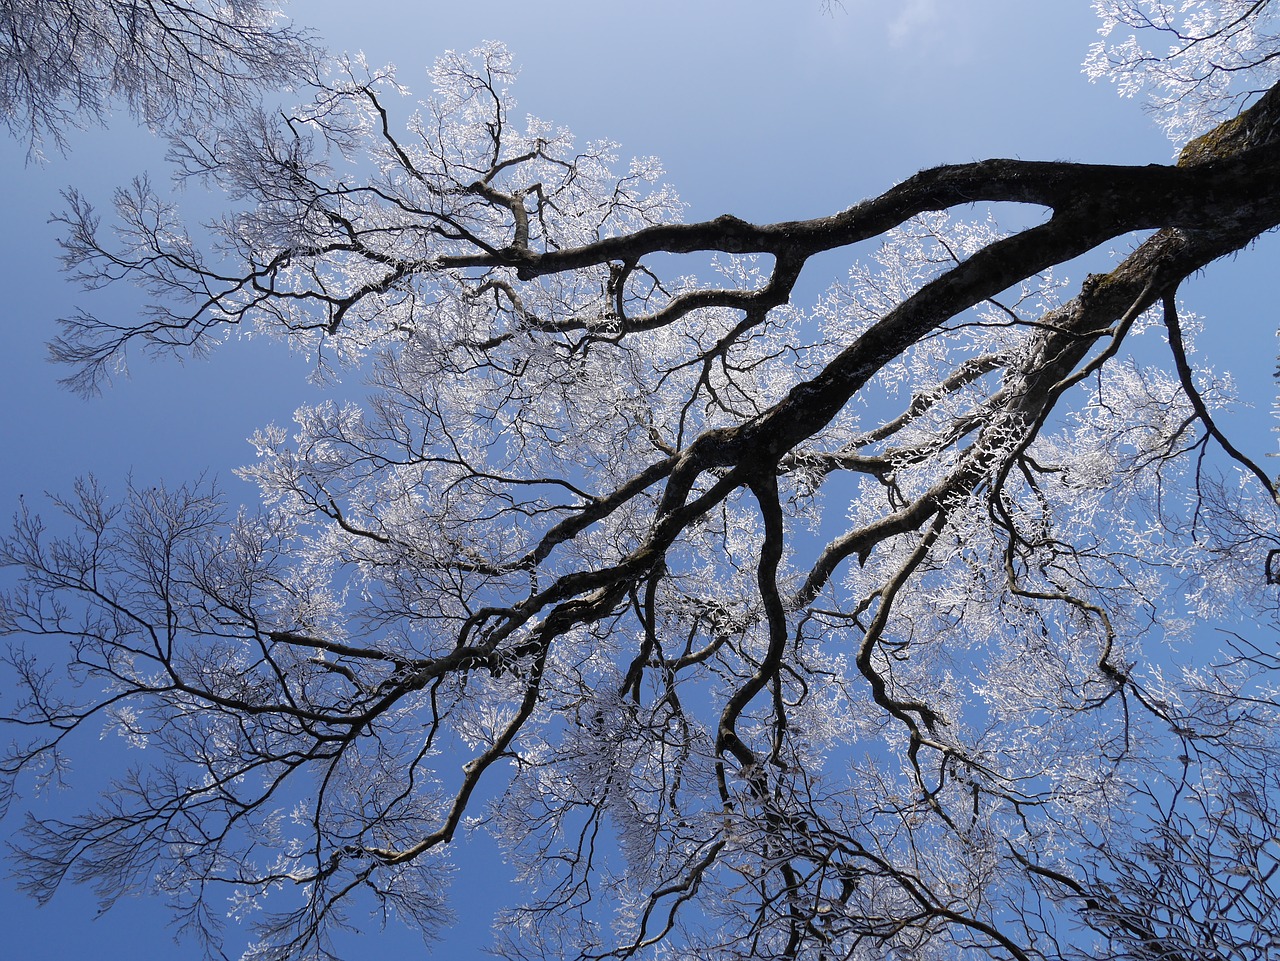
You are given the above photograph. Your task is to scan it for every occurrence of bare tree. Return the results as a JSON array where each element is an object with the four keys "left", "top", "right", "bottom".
[
  {"left": 4, "top": 8, "right": 1280, "bottom": 961},
  {"left": 0, "top": 0, "right": 317, "bottom": 156}
]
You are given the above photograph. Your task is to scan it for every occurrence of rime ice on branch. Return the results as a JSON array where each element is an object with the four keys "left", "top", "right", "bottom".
[{"left": 1087, "top": 0, "right": 1280, "bottom": 143}]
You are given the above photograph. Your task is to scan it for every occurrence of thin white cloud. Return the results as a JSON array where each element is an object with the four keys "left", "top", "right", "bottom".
[{"left": 888, "top": 0, "right": 942, "bottom": 46}]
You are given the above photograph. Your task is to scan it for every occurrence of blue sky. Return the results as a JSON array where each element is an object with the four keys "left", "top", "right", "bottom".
[{"left": 1, "top": 3, "right": 1276, "bottom": 959}]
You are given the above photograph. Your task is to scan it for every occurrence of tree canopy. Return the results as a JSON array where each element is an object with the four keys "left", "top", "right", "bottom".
[
  {"left": 0, "top": 0, "right": 317, "bottom": 157},
  {"left": 3, "top": 4, "right": 1280, "bottom": 960}
]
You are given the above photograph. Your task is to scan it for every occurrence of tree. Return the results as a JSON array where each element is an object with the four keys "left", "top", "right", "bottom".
[
  {"left": 0, "top": 0, "right": 317, "bottom": 156},
  {"left": 3, "top": 5, "right": 1280, "bottom": 960}
]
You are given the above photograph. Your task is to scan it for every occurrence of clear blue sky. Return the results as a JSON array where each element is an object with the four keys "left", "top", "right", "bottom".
[{"left": 1, "top": 3, "right": 1275, "bottom": 959}]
